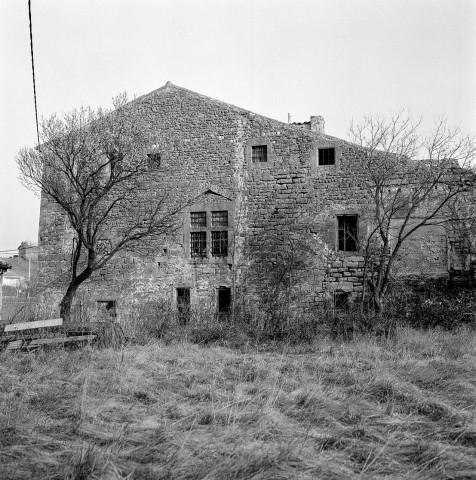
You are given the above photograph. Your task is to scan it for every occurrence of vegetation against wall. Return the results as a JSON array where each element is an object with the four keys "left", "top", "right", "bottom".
[{"left": 348, "top": 112, "right": 476, "bottom": 312}]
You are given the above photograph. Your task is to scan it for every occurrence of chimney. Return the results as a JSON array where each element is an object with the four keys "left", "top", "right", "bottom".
[{"left": 310, "top": 115, "right": 325, "bottom": 134}]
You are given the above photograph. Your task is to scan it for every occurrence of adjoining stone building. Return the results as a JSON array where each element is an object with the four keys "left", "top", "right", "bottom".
[
  {"left": 37, "top": 82, "right": 475, "bottom": 319},
  {"left": 18, "top": 241, "right": 38, "bottom": 262}
]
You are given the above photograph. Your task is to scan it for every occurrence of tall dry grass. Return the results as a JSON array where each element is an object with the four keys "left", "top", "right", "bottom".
[{"left": 1, "top": 326, "right": 475, "bottom": 479}]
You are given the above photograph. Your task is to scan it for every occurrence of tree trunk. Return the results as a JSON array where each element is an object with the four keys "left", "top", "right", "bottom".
[
  {"left": 373, "top": 290, "right": 384, "bottom": 313},
  {"left": 59, "top": 267, "right": 94, "bottom": 322},
  {"left": 59, "top": 283, "right": 80, "bottom": 322}
]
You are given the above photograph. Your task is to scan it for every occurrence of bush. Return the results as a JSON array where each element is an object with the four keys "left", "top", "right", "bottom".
[
  {"left": 121, "top": 299, "right": 177, "bottom": 344},
  {"left": 398, "top": 284, "right": 476, "bottom": 330}
]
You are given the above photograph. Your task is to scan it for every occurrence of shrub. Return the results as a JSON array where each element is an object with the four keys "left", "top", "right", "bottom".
[{"left": 402, "top": 284, "right": 476, "bottom": 330}]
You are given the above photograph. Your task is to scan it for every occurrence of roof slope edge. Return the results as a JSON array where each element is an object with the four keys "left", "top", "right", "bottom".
[{"left": 129, "top": 81, "right": 312, "bottom": 134}]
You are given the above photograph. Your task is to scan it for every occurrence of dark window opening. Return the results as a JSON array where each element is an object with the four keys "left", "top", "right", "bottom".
[
  {"left": 97, "top": 300, "right": 116, "bottom": 321},
  {"left": 147, "top": 153, "right": 161, "bottom": 167},
  {"left": 211, "top": 231, "right": 228, "bottom": 257},
  {"left": 191, "top": 211, "right": 207, "bottom": 228},
  {"left": 177, "top": 288, "right": 190, "bottom": 324},
  {"left": 96, "top": 238, "right": 111, "bottom": 256},
  {"left": 334, "top": 292, "right": 350, "bottom": 310},
  {"left": 191, "top": 232, "right": 207, "bottom": 258},
  {"left": 337, "top": 215, "right": 358, "bottom": 252},
  {"left": 318, "top": 148, "right": 335, "bottom": 166},
  {"left": 211, "top": 211, "right": 228, "bottom": 227},
  {"left": 217, "top": 287, "right": 231, "bottom": 315},
  {"left": 252, "top": 145, "right": 268, "bottom": 163}
]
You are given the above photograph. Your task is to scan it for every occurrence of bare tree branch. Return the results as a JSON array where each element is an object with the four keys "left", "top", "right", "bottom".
[
  {"left": 348, "top": 112, "right": 476, "bottom": 312},
  {"left": 16, "top": 94, "right": 189, "bottom": 321}
]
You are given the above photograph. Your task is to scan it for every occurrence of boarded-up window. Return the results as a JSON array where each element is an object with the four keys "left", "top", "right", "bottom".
[{"left": 337, "top": 215, "right": 358, "bottom": 252}]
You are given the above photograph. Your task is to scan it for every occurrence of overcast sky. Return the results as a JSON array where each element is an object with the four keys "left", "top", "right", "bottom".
[{"left": 1, "top": 0, "right": 475, "bottom": 252}]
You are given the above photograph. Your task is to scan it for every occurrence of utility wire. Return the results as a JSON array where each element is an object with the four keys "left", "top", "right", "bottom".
[{"left": 28, "top": 0, "right": 40, "bottom": 148}]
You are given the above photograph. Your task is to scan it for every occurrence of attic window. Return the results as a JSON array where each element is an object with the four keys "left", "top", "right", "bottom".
[
  {"left": 252, "top": 145, "right": 268, "bottom": 163},
  {"left": 318, "top": 148, "right": 335, "bottom": 166},
  {"left": 147, "top": 153, "right": 161, "bottom": 167}
]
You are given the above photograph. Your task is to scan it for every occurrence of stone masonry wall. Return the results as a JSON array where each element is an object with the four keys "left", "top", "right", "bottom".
[{"left": 37, "top": 83, "right": 460, "bottom": 319}]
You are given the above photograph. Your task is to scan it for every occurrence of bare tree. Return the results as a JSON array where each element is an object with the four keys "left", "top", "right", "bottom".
[
  {"left": 17, "top": 94, "right": 186, "bottom": 321},
  {"left": 348, "top": 112, "right": 476, "bottom": 312}
]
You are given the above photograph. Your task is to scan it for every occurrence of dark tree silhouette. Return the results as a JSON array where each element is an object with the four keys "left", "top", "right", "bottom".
[{"left": 17, "top": 94, "right": 185, "bottom": 320}]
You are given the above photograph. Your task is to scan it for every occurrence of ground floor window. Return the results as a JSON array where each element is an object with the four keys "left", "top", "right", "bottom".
[
  {"left": 97, "top": 300, "right": 116, "bottom": 321},
  {"left": 334, "top": 291, "right": 350, "bottom": 310}
]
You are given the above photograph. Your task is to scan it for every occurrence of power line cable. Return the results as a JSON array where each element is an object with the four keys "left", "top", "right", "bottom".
[{"left": 28, "top": 0, "right": 40, "bottom": 148}]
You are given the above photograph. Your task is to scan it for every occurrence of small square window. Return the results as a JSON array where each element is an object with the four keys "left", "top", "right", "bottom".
[
  {"left": 191, "top": 212, "right": 207, "bottom": 228},
  {"left": 191, "top": 232, "right": 207, "bottom": 258},
  {"left": 337, "top": 215, "right": 358, "bottom": 252},
  {"left": 252, "top": 145, "right": 268, "bottom": 163},
  {"left": 147, "top": 153, "right": 161, "bottom": 167},
  {"left": 211, "top": 231, "right": 228, "bottom": 257},
  {"left": 334, "top": 292, "right": 351, "bottom": 310},
  {"left": 318, "top": 148, "right": 335, "bottom": 166},
  {"left": 211, "top": 211, "right": 228, "bottom": 227}
]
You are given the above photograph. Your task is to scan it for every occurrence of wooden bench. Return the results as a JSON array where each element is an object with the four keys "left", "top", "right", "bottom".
[{"left": 1, "top": 318, "right": 96, "bottom": 352}]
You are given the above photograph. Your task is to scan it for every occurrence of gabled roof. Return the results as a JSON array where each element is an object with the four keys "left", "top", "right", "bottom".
[
  {"left": 189, "top": 183, "right": 234, "bottom": 203},
  {"left": 129, "top": 81, "right": 338, "bottom": 142}
]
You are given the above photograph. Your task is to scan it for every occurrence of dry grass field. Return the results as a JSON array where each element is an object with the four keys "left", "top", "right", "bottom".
[{"left": 1, "top": 327, "right": 475, "bottom": 479}]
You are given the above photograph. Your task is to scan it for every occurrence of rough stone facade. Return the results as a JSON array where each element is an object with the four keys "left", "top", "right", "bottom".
[{"left": 37, "top": 82, "right": 475, "bottom": 319}]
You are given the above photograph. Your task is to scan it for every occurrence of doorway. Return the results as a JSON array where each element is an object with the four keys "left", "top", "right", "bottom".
[
  {"left": 217, "top": 287, "right": 231, "bottom": 316},
  {"left": 177, "top": 288, "right": 190, "bottom": 324}
]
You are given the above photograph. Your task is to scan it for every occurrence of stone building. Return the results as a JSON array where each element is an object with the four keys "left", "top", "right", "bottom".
[
  {"left": 37, "top": 82, "right": 475, "bottom": 319},
  {"left": 18, "top": 241, "right": 38, "bottom": 262}
]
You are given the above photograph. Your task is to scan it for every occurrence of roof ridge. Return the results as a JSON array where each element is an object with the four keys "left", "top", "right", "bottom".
[{"left": 130, "top": 81, "right": 314, "bottom": 133}]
